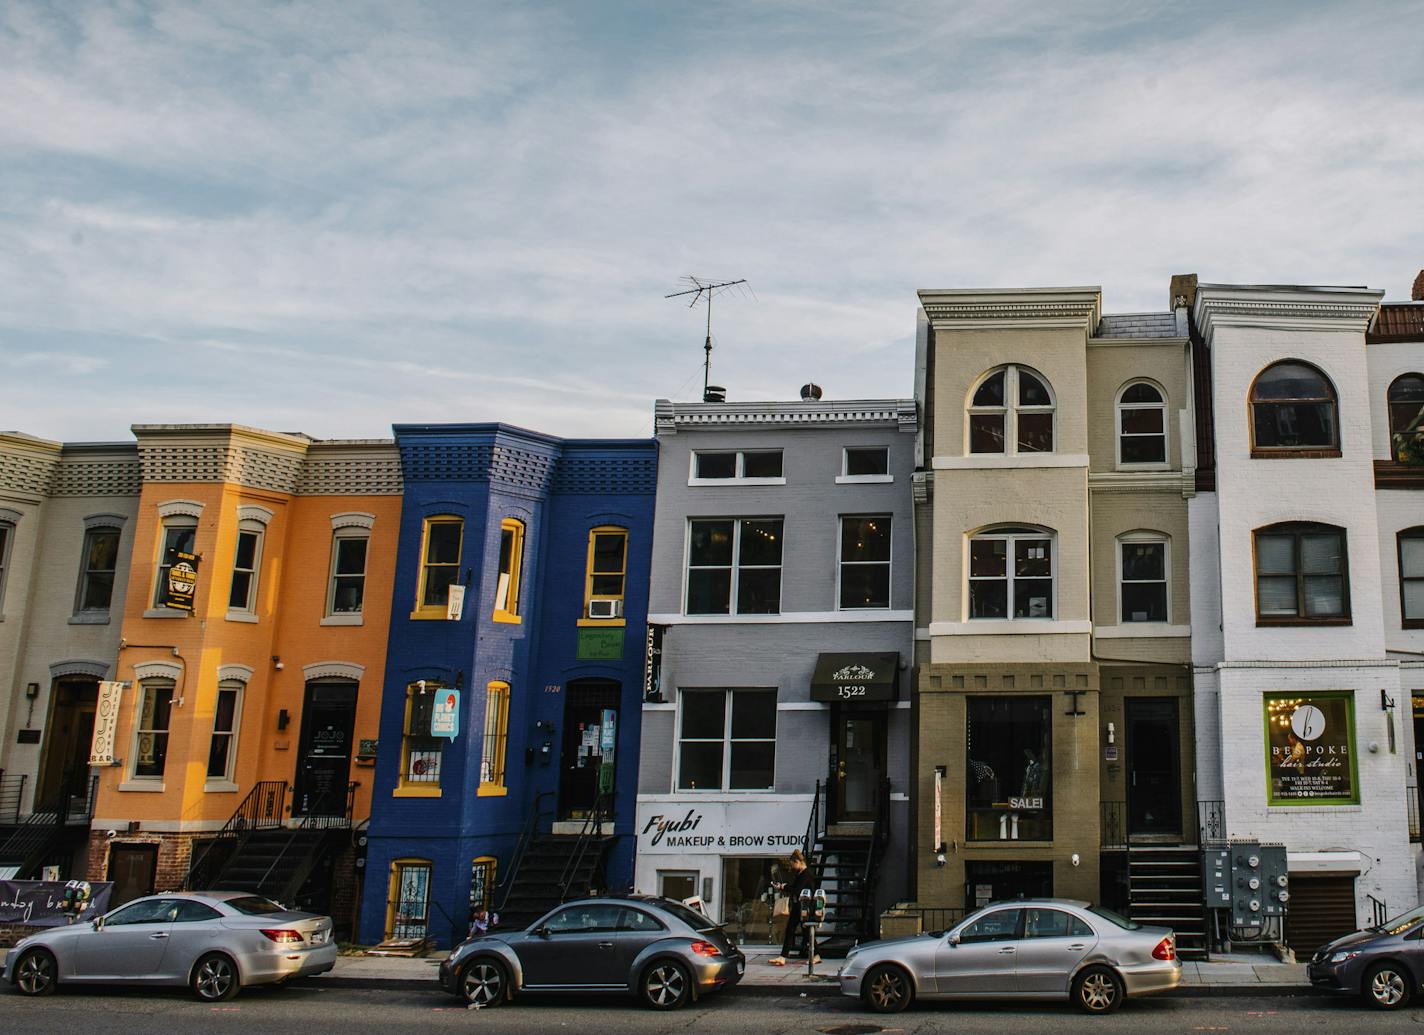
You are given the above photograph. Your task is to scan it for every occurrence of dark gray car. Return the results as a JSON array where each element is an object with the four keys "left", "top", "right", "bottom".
[
  {"left": 438, "top": 895, "right": 744, "bottom": 1009},
  {"left": 1307, "top": 905, "right": 1424, "bottom": 1009}
]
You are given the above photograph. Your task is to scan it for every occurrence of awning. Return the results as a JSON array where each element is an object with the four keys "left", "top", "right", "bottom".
[{"left": 810, "top": 652, "right": 900, "bottom": 703}]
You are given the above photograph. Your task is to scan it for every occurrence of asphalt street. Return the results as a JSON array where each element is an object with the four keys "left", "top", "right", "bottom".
[{"left": 0, "top": 984, "right": 1406, "bottom": 1035}]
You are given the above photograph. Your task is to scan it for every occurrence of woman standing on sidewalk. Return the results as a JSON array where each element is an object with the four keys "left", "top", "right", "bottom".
[{"left": 768, "top": 850, "right": 819, "bottom": 966}]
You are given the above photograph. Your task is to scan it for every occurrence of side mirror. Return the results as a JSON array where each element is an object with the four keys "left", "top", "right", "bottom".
[
  {"left": 534, "top": 926, "right": 550, "bottom": 939},
  {"left": 91, "top": 916, "right": 104, "bottom": 931},
  {"left": 946, "top": 932, "right": 960, "bottom": 946}
]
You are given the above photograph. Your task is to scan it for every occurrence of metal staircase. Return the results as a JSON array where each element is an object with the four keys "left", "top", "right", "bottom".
[
  {"left": 496, "top": 793, "right": 611, "bottom": 930},
  {"left": 802, "top": 779, "right": 891, "bottom": 957},
  {"left": 1127, "top": 843, "right": 1208, "bottom": 959},
  {"left": 0, "top": 774, "right": 97, "bottom": 878}
]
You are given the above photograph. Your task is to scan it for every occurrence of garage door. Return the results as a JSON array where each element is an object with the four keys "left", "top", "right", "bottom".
[{"left": 1284, "top": 875, "right": 1358, "bottom": 956}]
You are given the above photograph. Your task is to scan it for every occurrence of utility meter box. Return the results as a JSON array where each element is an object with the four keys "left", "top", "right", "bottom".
[
  {"left": 1202, "top": 846, "right": 1232, "bottom": 909},
  {"left": 1258, "top": 843, "right": 1289, "bottom": 917},
  {"left": 1229, "top": 841, "right": 1265, "bottom": 929}
]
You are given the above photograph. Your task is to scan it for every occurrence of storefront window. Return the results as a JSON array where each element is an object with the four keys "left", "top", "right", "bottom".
[
  {"left": 721, "top": 857, "right": 790, "bottom": 945},
  {"left": 1264, "top": 692, "right": 1359, "bottom": 805},
  {"left": 966, "top": 696, "right": 1051, "bottom": 841}
]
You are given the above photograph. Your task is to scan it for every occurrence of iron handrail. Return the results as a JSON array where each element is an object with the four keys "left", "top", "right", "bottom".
[
  {"left": 802, "top": 780, "right": 824, "bottom": 857},
  {"left": 1100, "top": 801, "right": 1128, "bottom": 850},
  {"left": 496, "top": 790, "right": 553, "bottom": 912},
  {"left": 558, "top": 791, "right": 610, "bottom": 900},
  {"left": 184, "top": 780, "right": 287, "bottom": 890},
  {"left": 1369, "top": 893, "right": 1390, "bottom": 928},
  {"left": 855, "top": 777, "right": 893, "bottom": 939},
  {"left": 0, "top": 771, "right": 27, "bottom": 825}
]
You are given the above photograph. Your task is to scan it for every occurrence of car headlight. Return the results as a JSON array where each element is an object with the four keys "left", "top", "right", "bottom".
[{"left": 1330, "top": 951, "right": 1359, "bottom": 964}]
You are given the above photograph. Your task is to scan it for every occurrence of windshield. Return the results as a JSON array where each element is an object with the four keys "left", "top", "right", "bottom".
[
  {"left": 1379, "top": 906, "right": 1424, "bottom": 934},
  {"left": 1088, "top": 905, "right": 1140, "bottom": 930},
  {"left": 225, "top": 896, "right": 287, "bottom": 916}
]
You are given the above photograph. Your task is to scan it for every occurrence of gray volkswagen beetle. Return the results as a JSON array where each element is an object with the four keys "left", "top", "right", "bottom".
[
  {"left": 838, "top": 899, "right": 1179, "bottom": 1014},
  {"left": 439, "top": 895, "right": 744, "bottom": 1009},
  {"left": 1307, "top": 904, "right": 1424, "bottom": 1009}
]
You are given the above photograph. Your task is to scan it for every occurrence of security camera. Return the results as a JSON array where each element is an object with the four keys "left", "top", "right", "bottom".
[
  {"left": 935, "top": 852, "right": 947, "bottom": 867},
  {"left": 106, "top": 829, "right": 117, "bottom": 839}
]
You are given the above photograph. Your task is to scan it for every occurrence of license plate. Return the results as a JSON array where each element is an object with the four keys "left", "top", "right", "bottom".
[{"left": 310, "top": 930, "right": 327, "bottom": 944}]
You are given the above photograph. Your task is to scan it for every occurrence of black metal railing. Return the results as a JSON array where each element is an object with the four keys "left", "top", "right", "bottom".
[
  {"left": 857, "top": 778, "right": 893, "bottom": 937},
  {"left": 1197, "top": 800, "right": 1226, "bottom": 843},
  {"left": 803, "top": 779, "right": 825, "bottom": 857},
  {"left": 0, "top": 771, "right": 28, "bottom": 825},
  {"left": 1369, "top": 893, "right": 1390, "bottom": 928},
  {"left": 496, "top": 790, "right": 553, "bottom": 912},
  {"left": 1101, "top": 801, "right": 1127, "bottom": 849},
  {"left": 184, "top": 780, "right": 287, "bottom": 890},
  {"left": 906, "top": 907, "right": 966, "bottom": 934},
  {"left": 297, "top": 781, "right": 358, "bottom": 830},
  {"left": 558, "top": 791, "right": 610, "bottom": 900},
  {"left": 0, "top": 772, "right": 96, "bottom": 877},
  {"left": 1409, "top": 787, "right": 1421, "bottom": 843}
]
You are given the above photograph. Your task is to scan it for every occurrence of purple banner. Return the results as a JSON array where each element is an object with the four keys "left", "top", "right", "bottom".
[{"left": 0, "top": 880, "right": 113, "bottom": 927}]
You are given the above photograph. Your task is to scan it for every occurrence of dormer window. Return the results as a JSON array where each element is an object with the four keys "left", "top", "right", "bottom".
[{"left": 968, "top": 366, "right": 1055, "bottom": 454}]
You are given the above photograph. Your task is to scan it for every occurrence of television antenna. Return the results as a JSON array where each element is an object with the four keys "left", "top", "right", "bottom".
[{"left": 665, "top": 276, "right": 749, "bottom": 401}]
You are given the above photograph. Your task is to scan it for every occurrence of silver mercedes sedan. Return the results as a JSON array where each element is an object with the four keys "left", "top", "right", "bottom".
[
  {"left": 839, "top": 899, "right": 1180, "bottom": 1014},
  {"left": 3, "top": 891, "right": 337, "bottom": 1001}
]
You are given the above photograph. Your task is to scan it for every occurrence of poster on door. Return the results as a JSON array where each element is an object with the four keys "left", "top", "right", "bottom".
[{"left": 1264, "top": 692, "right": 1358, "bottom": 805}]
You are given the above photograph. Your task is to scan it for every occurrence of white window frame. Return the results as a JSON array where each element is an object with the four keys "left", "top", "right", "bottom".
[
  {"left": 837, "top": 514, "right": 893, "bottom": 610},
  {"left": 151, "top": 516, "right": 199, "bottom": 611},
  {"left": 967, "top": 365, "right": 1056, "bottom": 456},
  {"left": 0, "top": 518, "right": 14, "bottom": 617},
  {"left": 130, "top": 679, "right": 176, "bottom": 781},
  {"left": 226, "top": 520, "right": 265, "bottom": 619},
  {"left": 325, "top": 528, "right": 370, "bottom": 621},
  {"left": 1115, "top": 380, "right": 1170, "bottom": 470},
  {"left": 674, "top": 688, "right": 778, "bottom": 792},
  {"left": 836, "top": 446, "right": 893, "bottom": 484},
  {"left": 1116, "top": 532, "right": 1170, "bottom": 624},
  {"left": 74, "top": 524, "right": 122, "bottom": 617},
  {"left": 688, "top": 450, "right": 786, "bottom": 486},
  {"left": 966, "top": 526, "right": 1057, "bottom": 621},
  {"left": 683, "top": 517, "right": 785, "bottom": 616},
  {"left": 205, "top": 680, "right": 244, "bottom": 785}
]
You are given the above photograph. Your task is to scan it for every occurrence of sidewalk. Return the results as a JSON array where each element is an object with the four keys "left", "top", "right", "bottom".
[{"left": 313, "top": 946, "right": 1314, "bottom": 997}]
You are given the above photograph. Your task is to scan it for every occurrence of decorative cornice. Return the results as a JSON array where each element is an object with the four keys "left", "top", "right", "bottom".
[
  {"left": 132, "top": 660, "right": 183, "bottom": 681},
  {"left": 49, "top": 658, "right": 110, "bottom": 679},
  {"left": 331, "top": 511, "right": 376, "bottom": 531},
  {"left": 0, "top": 506, "right": 22, "bottom": 525},
  {"left": 236, "top": 504, "right": 275, "bottom": 526},
  {"left": 1088, "top": 470, "right": 1193, "bottom": 496},
  {"left": 296, "top": 441, "right": 403, "bottom": 496},
  {"left": 654, "top": 398, "right": 916, "bottom": 434},
  {"left": 0, "top": 433, "right": 62, "bottom": 501},
  {"left": 52, "top": 444, "right": 141, "bottom": 497},
  {"left": 917, "top": 288, "right": 1101, "bottom": 330},
  {"left": 216, "top": 663, "right": 254, "bottom": 684},
  {"left": 912, "top": 470, "right": 932, "bottom": 504},
  {"left": 303, "top": 660, "right": 365, "bottom": 683},
  {"left": 83, "top": 512, "right": 129, "bottom": 529},
  {"left": 157, "top": 498, "right": 205, "bottom": 519},
  {"left": 1193, "top": 285, "right": 1383, "bottom": 339}
]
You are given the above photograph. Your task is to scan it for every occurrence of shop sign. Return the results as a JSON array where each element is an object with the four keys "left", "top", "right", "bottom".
[
  {"left": 643, "top": 624, "right": 666, "bottom": 701},
  {"left": 430, "top": 688, "right": 460, "bottom": 739},
  {"left": 577, "top": 627, "right": 624, "bottom": 660},
  {"left": 635, "top": 800, "right": 806, "bottom": 855},
  {"left": 89, "top": 680, "right": 124, "bottom": 766},
  {"left": 446, "top": 584, "right": 465, "bottom": 621},
  {"left": 1263, "top": 691, "right": 1359, "bottom": 805},
  {"left": 809, "top": 652, "right": 899, "bottom": 703},
  {"left": 163, "top": 551, "right": 199, "bottom": 610}
]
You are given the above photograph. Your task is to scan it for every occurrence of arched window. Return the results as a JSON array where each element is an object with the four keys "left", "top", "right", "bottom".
[
  {"left": 1116, "top": 382, "right": 1167, "bottom": 466},
  {"left": 1388, "top": 373, "right": 1424, "bottom": 463},
  {"left": 968, "top": 526, "right": 1055, "bottom": 620},
  {"left": 968, "top": 366, "right": 1055, "bottom": 455},
  {"left": 1253, "top": 521, "right": 1350, "bottom": 623},
  {"left": 1249, "top": 361, "right": 1339, "bottom": 453}
]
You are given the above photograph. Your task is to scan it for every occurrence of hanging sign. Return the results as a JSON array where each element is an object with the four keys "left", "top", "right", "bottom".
[
  {"left": 430, "top": 688, "right": 460, "bottom": 739},
  {"left": 643, "top": 624, "right": 666, "bottom": 701},
  {"left": 89, "top": 680, "right": 125, "bottom": 765},
  {"left": 1264, "top": 692, "right": 1358, "bottom": 805},
  {"left": 446, "top": 585, "right": 466, "bottom": 621},
  {"left": 164, "top": 551, "right": 199, "bottom": 610}
]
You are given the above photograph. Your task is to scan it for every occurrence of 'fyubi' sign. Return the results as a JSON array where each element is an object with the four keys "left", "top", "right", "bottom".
[{"left": 635, "top": 801, "right": 806, "bottom": 854}]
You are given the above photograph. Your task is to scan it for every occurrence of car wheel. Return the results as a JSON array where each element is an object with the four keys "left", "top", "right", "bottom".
[
  {"left": 1073, "top": 965, "right": 1125, "bottom": 1014},
  {"left": 640, "top": 959, "right": 692, "bottom": 1010},
  {"left": 1363, "top": 962, "right": 1413, "bottom": 1010},
  {"left": 862, "top": 963, "right": 913, "bottom": 1013},
  {"left": 460, "top": 958, "right": 507, "bottom": 1008},
  {"left": 191, "top": 952, "right": 240, "bottom": 1002},
  {"left": 14, "top": 949, "right": 58, "bottom": 997}
]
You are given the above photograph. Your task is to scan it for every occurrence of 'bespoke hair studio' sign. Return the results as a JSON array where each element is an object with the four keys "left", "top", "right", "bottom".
[{"left": 1264, "top": 692, "right": 1359, "bottom": 805}]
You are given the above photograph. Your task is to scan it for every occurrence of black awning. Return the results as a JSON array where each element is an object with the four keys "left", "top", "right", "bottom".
[{"left": 810, "top": 652, "right": 899, "bottom": 703}]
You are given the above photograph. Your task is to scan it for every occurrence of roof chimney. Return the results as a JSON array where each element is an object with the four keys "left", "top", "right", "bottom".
[
  {"left": 1169, "top": 273, "right": 1198, "bottom": 311},
  {"left": 800, "top": 383, "right": 823, "bottom": 401},
  {"left": 1412, "top": 269, "right": 1424, "bottom": 302}
]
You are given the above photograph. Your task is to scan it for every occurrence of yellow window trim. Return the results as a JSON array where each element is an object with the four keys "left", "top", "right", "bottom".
[
  {"left": 493, "top": 518, "right": 525, "bottom": 623},
  {"left": 576, "top": 617, "right": 627, "bottom": 627},
  {"left": 397, "top": 682, "right": 443, "bottom": 793},
  {"left": 480, "top": 681, "right": 510, "bottom": 792},
  {"left": 477, "top": 783, "right": 509, "bottom": 797},
  {"left": 392, "top": 785, "right": 442, "bottom": 798},
  {"left": 414, "top": 516, "right": 463, "bottom": 617},
  {"left": 385, "top": 857, "right": 433, "bottom": 940},
  {"left": 583, "top": 525, "right": 629, "bottom": 621}
]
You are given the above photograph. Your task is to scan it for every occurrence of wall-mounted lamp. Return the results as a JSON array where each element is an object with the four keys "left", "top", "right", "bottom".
[
  {"left": 25, "top": 682, "right": 40, "bottom": 700},
  {"left": 271, "top": 656, "right": 284, "bottom": 671},
  {"left": 1106, "top": 722, "right": 1116, "bottom": 745},
  {"left": 1383, "top": 689, "right": 1397, "bottom": 754},
  {"left": 277, "top": 709, "right": 290, "bottom": 731}
]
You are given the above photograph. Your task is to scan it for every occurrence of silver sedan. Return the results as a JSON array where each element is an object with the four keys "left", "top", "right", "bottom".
[
  {"left": 839, "top": 899, "right": 1180, "bottom": 1014},
  {"left": 3, "top": 890, "right": 337, "bottom": 1001}
]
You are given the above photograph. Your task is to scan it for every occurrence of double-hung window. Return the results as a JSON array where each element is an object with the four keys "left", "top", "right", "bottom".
[
  {"left": 1389, "top": 374, "right": 1424, "bottom": 463},
  {"left": 584, "top": 526, "right": 628, "bottom": 620},
  {"left": 479, "top": 682, "right": 510, "bottom": 792},
  {"left": 1119, "top": 534, "right": 1169, "bottom": 623},
  {"left": 415, "top": 517, "right": 462, "bottom": 616},
  {"left": 690, "top": 450, "right": 784, "bottom": 483},
  {"left": 686, "top": 518, "right": 783, "bottom": 615},
  {"left": 227, "top": 523, "right": 264, "bottom": 615},
  {"left": 1254, "top": 522, "right": 1350, "bottom": 623},
  {"left": 399, "top": 683, "right": 444, "bottom": 791},
  {"left": 153, "top": 518, "right": 198, "bottom": 609},
  {"left": 1399, "top": 527, "right": 1424, "bottom": 628},
  {"left": 206, "top": 681, "right": 243, "bottom": 782},
  {"left": 677, "top": 689, "right": 776, "bottom": 791},
  {"left": 133, "top": 681, "right": 175, "bottom": 779},
  {"left": 839, "top": 515, "right": 891, "bottom": 609},
  {"left": 75, "top": 525, "right": 121, "bottom": 616},
  {"left": 493, "top": 519, "right": 525, "bottom": 622},
  {"left": 1117, "top": 382, "right": 1167, "bottom": 466},
  {"left": 328, "top": 531, "right": 369, "bottom": 616},
  {"left": 968, "top": 527, "right": 1054, "bottom": 620}
]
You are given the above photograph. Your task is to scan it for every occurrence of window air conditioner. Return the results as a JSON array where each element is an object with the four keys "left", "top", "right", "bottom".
[{"left": 588, "top": 598, "right": 624, "bottom": 619}]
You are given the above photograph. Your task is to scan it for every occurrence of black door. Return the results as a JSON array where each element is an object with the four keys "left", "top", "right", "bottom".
[
  {"left": 106, "top": 843, "right": 158, "bottom": 907},
  {"left": 1126, "top": 698, "right": 1182, "bottom": 837},
  {"left": 559, "top": 680, "right": 620, "bottom": 821},
  {"left": 293, "top": 681, "right": 358, "bottom": 816},
  {"left": 36, "top": 679, "right": 98, "bottom": 805},
  {"left": 830, "top": 708, "right": 886, "bottom": 821}
]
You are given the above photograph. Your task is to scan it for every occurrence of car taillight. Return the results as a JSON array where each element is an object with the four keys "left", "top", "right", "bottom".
[
  {"left": 1152, "top": 937, "right": 1176, "bottom": 961},
  {"left": 689, "top": 940, "right": 721, "bottom": 957},
  {"left": 260, "top": 929, "right": 304, "bottom": 943}
]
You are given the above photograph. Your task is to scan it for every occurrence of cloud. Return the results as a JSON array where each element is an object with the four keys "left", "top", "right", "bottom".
[{"left": 0, "top": 0, "right": 1421, "bottom": 442}]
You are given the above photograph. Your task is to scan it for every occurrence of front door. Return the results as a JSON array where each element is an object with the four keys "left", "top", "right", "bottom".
[
  {"left": 831, "top": 709, "right": 885, "bottom": 821},
  {"left": 293, "top": 681, "right": 358, "bottom": 816},
  {"left": 1126, "top": 698, "right": 1181, "bottom": 837},
  {"left": 36, "top": 679, "right": 98, "bottom": 806},
  {"left": 558, "top": 680, "right": 620, "bottom": 820},
  {"left": 106, "top": 843, "right": 157, "bottom": 908}
]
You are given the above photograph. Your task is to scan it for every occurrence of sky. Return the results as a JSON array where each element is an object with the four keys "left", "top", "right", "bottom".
[{"left": 2, "top": 0, "right": 1422, "bottom": 443}]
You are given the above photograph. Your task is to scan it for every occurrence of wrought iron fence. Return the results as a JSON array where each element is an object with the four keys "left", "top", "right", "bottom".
[
  {"left": 1100, "top": 801, "right": 1127, "bottom": 849},
  {"left": 904, "top": 907, "right": 965, "bottom": 934},
  {"left": 1409, "top": 787, "right": 1420, "bottom": 843},
  {"left": 1197, "top": 800, "right": 1226, "bottom": 843},
  {"left": 0, "top": 771, "right": 28, "bottom": 825}
]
